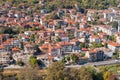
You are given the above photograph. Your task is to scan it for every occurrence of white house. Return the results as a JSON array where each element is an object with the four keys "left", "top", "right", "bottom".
[
  {"left": 96, "top": 25, "right": 117, "bottom": 35},
  {"left": 103, "top": 48, "right": 114, "bottom": 58},
  {"left": 108, "top": 41, "right": 120, "bottom": 52},
  {"left": 116, "top": 33, "right": 120, "bottom": 44},
  {"left": 90, "top": 35, "right": 102, "bottom": 43},
  {"left": 59, "top": 35, "right": 69, "bottom": 42},
  {"left": 24, "top": 31, "right": 33, "bottom": 36}
]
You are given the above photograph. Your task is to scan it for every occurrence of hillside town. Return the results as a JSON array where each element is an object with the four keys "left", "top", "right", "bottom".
[
  {"left": 0, "top": 0, "right": 120, "bottom": 80},
  {"left": 0, "top": 1, "right": 120, "bottom": 68}
]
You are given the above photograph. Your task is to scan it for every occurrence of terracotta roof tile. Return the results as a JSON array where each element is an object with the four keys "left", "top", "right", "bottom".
[
  {"left": 12, "top": 48, "right": 20, "bottom": 52},
  {"left": 81, "top": 48, "right": 88, "bottom": 51},
  {"left": 108, "top": 41, "right": 120, "bottom": 47},
  {"left": 0, "top": 45, "right": 5, "bottom": 49}
]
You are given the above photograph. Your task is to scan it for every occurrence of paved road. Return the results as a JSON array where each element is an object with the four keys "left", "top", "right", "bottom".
[
  {"left": 66, "top": 59, "right": 120, "bottom": 68},
  {"left": 3, "top": 59, "right": 120, "bottom": 69},
  {"left": 4, "top": 65, "right": 24, "bottom": 69}
]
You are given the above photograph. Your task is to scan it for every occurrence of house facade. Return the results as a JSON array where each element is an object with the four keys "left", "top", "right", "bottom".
[
  {"left": 108, "top": 41, "right": 120, "bottom": 52},
  {"left": 85, "top": 49, "right": 104, "bottom": 62}
]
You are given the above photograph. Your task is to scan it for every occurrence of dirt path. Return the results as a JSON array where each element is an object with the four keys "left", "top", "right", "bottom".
[{"left": 2, "top": 69, "right": 47, "bottom": 75}]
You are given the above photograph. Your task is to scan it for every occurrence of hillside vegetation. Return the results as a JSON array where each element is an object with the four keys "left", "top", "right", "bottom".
[{"left": 0, "top": 0, "right": 120, "bottom": 11}]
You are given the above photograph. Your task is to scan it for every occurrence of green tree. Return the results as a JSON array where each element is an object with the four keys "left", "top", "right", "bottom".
[
  {"left": 30, "top": 34, "right": 35, "bottom": 43},
  {"left": 112, "top": 50, "right": 119, "bottom": 59},
  {"left": 91, "top": 42, "right": 104, "bottom": 48},
  {"left": 62, "top": 57, "right": 66, "bottom": 63},
  {"left": 70, "top": 54, "right": 78, "bottom": 63},
  {"left": 107, "top": 35, "right": 116, "bottom": 42},
  {"left": 105, "top": 43, "right": 108, "bottom": 48},
  {"left": 87, "top": 66, "right": 103, "bottom": 80},
  {"left": 66, "top": 56, "right": 70, "bottom": 62},
  {"left": 82, "top": 0, "right": 90, "bottom": 8},
  {"left": 56, "top": 36, "right": 61, "bottom": 42},
  {"left": 16, "top": 60, "right": 24, "bottom": 66},
  {"left": 80, "top": 53, "right": 85, "bottom": 57},
  {"left": 66, "top": 68, "right": 79, "bottom": 80},
  {"left": 78, "top": 67, "right": 93, "bottom": 80},
  {"left": 68, "top": 34, "right": 74, "bottom": 40},
  {"left": 34, "top": 44, "right": 40, "bottom": 52},
  {"left": 46, "top": 11, "right": 60, "bottom": 20},
  {"left": 29, "top": 56, "right": 38, "bottom": 68},
  {"left": 39, "top": 40, "right": 44, "bottom": 46},
  {"left": 1, "top": 0, "right": 120, "bottom": 11},
  {"left": 103, "top": 71, "right": 113, "bottom": 80},
  {"left": 112, "top": 21, "right": 118, "bottom": 29},
  {"left": 2, "top": 27, "right": 19, "bottom": 35},
  {"left": 20, "top": 42, "right": 24, "bottom": 50},
  {"left": 17, "top": 65, "right": 40, "bottom": 80},
  {"left": 45, "top": 61, "right": 66, "bottom": 80},
  {"left": 80, "top": 43, "right": 89, "bottom": 48}
]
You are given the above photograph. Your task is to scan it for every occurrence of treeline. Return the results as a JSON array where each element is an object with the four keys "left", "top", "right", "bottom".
[
  {"left": 44, "top": 0, "right": 120, "bottom": 10},
  {"left": 44, "top": 62, "right": 118, "bottom": 80},
  {"left": 0, "top": 0, "right": 120, "bottom": 10},
  {"left": 1, "top": 62, "right": 119, "bottom": 80}
]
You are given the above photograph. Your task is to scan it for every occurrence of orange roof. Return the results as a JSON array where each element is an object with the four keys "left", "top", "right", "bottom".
[
  {"left": 80, "top": 28, "right": 90, "bottom": 31},
  {"left": 25, "top": 44, "right": 33, "bottom": 48},
  {"left": 23, "top": 42, "right": 29, "bottom": 45},
  {"left": 98, "top": 32, "right": 107, "bottom": 38},
  {"left": 50, "top": 44, "right": 61, "bottom": 49},
  {"left": 12, "top": 48, "right": 20, "bottom": 52},
  {"left": 39, "top": 25, "right": 44, "bottom": 29},
  {"left": 0, "top": 34, "right": 3, "bottom": 39},
  {"left": 108, "top": 41, "right": 120, "bottom": 47},
  {"left": 40, "top": 44, "right": 49, "bottom": 49},
  {"left": 81, "top": 48, "right": 88, "bottom": 51},
  {"left": 41, "top": 43, "right": 61, "bottom": 51},
  {"left": 57, "top": 42, "right": 71, "bottom": 46},
  {"left": 99, "top": 18, "right": 107, "bottom": 22},
  {"left": 0, "top": 45, "right": 5, "bottom": 49},
  {"left": 91, "top": 35, "right": 100, "bottom": 39},
  {"left": 56, "top": 29, "right": 65, "bottom": 33},
  {"left": 24, "top": 36, "right": 29, "bottom": 38},
  {"left": 89, "top": 50, "right": 97, "bottom": 54},
  {"left": 70, "top": 39, "right": 79, "bottom": 42},
  {"left": 98, "top": 32, "right": 107, "bottom": 36},
  {"left": 2, "top": 41, "right": 11, "bottom": 44},
  {"left": 59, "top": 33, "right": 68, "bottom": 37}
]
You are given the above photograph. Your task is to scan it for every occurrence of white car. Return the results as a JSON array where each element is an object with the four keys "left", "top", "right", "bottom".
[{"left": 115, "top": 59, "right": 119, "bottom": 62}]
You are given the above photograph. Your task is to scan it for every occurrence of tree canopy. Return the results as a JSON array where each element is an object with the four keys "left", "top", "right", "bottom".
[
  {"left": 0, "top": 0, "right": 120, "bottom": 12},
  {"left": 29, "top": 56, "right": 38, "bottom": 68},
  {"left": 45, "top": 61, "right": 66, "bottom": 80},
  {"left": 112, "top": 21, "right": 118, "bottom": 29}
]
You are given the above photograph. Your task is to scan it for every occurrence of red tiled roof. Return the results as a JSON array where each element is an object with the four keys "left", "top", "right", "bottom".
[
  {"left": 56, "top": 29, "right": 65, "bottom": 33},
  {"left": 81, "top": 48, "right": 88, "bottom": 51},
  {"left": 12, "top": 48, "right": 20, "bottom": 52},
  {"left": 70, "top": 39, "right": 79, "bottom": 42},
  {"left": 108, "top": 41, "right": 120, "bottom": 47},
  {"left": 57, "top": 42, "right": 71, "bottom": 46},
  {"left": 0, "top": 45, "right": 5, "bottom": 49},
  {"left": 25, "top": 44, "right": 33, "bottom": 48}
]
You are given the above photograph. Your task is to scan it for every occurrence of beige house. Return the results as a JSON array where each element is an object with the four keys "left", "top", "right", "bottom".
[
  {"left": 85, "top": 49, "right": 104, "bottom": 62},
  {"left": 24, "top": 44, "right": 35, "bottom": 54}
]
